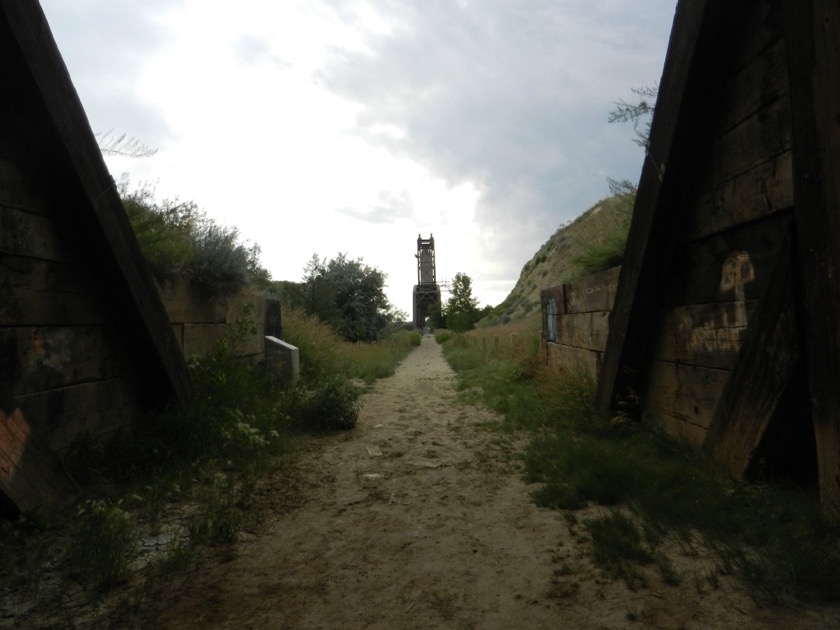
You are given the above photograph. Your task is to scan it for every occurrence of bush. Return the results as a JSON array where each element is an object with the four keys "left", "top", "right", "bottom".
[
  {"left": 70, "top": 500, "right": 137, "bottom": 586},
  {"left": 189, "top": 223, "right": 253, "bottom": 295},
  {"left": 286, "top": 377, "right": 362, "bottom": 433},
  {"left": 119, "top": 179, "right": 270, "bottom": 295}
]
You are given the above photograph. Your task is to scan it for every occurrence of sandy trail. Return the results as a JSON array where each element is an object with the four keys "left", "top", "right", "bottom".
[{"left": 146, "top": 336, "right": 837, "bottom": 629}]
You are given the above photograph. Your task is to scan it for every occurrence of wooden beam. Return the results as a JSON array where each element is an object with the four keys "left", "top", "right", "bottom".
[
  {"left": 598, "top": 0, "right": 738, "bottom": 410},
  {"left": 785, "top": 0, "right": 840, "bottom": 517},
  {"left": 0, "top": 407, "right": 78, "bottom": 519},
  {"left": 702, "top": 227, "right": 798, "bottom": 477},
  {"left": 0, "top": 3, "right": 192, "bottom": 406}
]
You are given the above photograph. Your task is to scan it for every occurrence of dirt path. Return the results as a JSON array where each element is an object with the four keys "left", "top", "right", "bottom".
[{"left": 145, "top": 336, "right": 837, "bottom": 629}]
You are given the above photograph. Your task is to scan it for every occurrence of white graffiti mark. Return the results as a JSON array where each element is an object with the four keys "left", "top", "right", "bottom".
[
  {"left": 719, "top": 251, "right": 755, "bottom": 329},
  {"left": 681, "top": 309, "right": 745, "bottom": 354},
  {"left": 679, "top": 251, "right": 755, "bottom": 356}
]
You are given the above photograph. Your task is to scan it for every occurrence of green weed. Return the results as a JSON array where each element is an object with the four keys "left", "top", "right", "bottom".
[
  {"left": 586, "top": 510, "right": 652, "bottom": 589},
  {"left": 188, "top": 473, "right": 241, "bottom": 546},
  {"left": 70, "top": 500, "right": 137, "bottom": 586},
  {"left": 570, "top": 186, "right": 634, "bottom": 277},
  {"left": 284, "top": 377, "right": 362, "bottom": 433}
]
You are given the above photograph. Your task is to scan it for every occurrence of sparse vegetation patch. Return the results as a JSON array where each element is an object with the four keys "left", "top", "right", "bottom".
[{"left": 438, "top": 324, "right": 840, "bottom": 605}]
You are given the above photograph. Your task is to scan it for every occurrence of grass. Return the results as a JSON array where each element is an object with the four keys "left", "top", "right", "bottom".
[
  {"left": 586, "top": 510, "right": 652, "bottom": 590},
  {"left": 438, "top": 324, "right": 840, "bottom": 605},
  {"left": 0, "top": 310, "right": 419, "bottom": 626},
  {"left": 570, "top": 185, "right": 634, "bottom": 277}
]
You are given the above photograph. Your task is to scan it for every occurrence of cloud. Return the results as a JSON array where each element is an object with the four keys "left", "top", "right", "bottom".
[
  {"left": 39, "top": 0, "right": 676, "bottom": 313},
  {"left": 338, "top": 189, "right": 415, "bottom": 224},
  {"left": 317, "top": 0, "right": 675, "bottom": 281},
  {"left": 42, "top": 0, "right": 175, "bottom": 147}
]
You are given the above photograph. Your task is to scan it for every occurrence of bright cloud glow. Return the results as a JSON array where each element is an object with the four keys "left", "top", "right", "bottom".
[{"left": 41, "top": 0, "right": 676, "bottom": 315}]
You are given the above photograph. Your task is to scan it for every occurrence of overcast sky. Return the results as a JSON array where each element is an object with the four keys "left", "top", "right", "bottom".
[{"left": 40, "top": 0, "right": 677, "bottom": 316}]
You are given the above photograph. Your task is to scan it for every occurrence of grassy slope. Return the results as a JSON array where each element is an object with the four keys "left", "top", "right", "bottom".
[{"left": 479, "top": 194, "right": 630, "bottom": 327}]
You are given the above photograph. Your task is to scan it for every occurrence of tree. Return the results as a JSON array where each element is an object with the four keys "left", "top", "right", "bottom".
[
  {"left": 608, "top": 84, "right": 658, "bottom": 147},
  {"left": 96, "top": 129, "right": 158, "bottom": 158},
  {"left": 426, "top": 300, "right": 446, "bottom": 330},
  {"left": 299, "top": 253, "right": 400, "bottom": 342},
  {"left": 445, "top": 272, "right": 480, "bottom": 332}
]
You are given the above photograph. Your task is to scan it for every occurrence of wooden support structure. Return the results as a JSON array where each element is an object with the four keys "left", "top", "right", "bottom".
[
  {"left": 593, "top": 0, "right": 840, "bottom": 514},
  {"left": 598, "top": 0, "right": 730, "bottom": 410},
  {"left": 702, "top": 228, "right": 799, "bottom": 477},
  {"left": 1, "top": 3, "right": 192, "bottom": 404},
  {"left": 0, "top": 2, "right": 193, "bottom": 516},
  {"left": 785, "top": 0, "right": 840, "bottom": 515}
]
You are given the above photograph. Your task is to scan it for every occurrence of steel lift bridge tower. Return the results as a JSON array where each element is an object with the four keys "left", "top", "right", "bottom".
[{"left": 412, "top": 234, "right": 442, "bottom": 329}]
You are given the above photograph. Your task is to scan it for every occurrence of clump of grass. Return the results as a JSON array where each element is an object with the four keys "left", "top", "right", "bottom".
[
  {"left": 70, "top": 500, "right": 137, "bottom": 587},
  {"left": 586, "top": 510, "right": 652, "bottom": 589},
  {"left": 187, "top": 473, "right": 241, "bottom": 546},
  {"left": 435, "top": 331, "right": 454, "bottom": 344},
  {"left": 570, "top": 181, "right": 635, "bottom": 277},
  {"left": 284, "top": 376, "right": 362, "bottom": 433}
]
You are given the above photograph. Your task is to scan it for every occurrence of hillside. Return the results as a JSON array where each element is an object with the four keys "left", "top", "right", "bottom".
[{"left": 479, "top": 192, "right": 633, "bottom": 327}]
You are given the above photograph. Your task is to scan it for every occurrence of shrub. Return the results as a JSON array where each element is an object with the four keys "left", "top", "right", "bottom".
[
  {"left": 70, "top": 500, "right": 137, "bottom": 586},
  {"left": 189, "top": 223, "right": 253, "bottom": 296},
  {"left": 119, "top": 179, "right": 270, "bottom": 295},
  {"left": 286, "top": 377, "right": 362, "bottom": 433}
]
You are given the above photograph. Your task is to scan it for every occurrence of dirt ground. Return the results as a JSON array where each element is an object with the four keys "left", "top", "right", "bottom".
[{"left": 132, "top": 335, "right": 837, "bottom": 629}]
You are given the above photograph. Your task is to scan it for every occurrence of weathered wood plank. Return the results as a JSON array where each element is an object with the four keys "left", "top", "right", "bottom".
[
  {"left": 226, "top": 293, "right": 267, "bottom": 325},
  {"left": 646, "top": 408, "right": 709, "bottom": 446},
  {"left": 16, "top": 378, "right": 142, "bottom": 453},
  {"left": 265, "top": 299, "right": 282, "bottom": 339},
  {"left": 564, "top": 266, "right": 621, "bottom": 314},
  {"left": 644, "top": 359, "right": 729, "bottom": 434},
  {"left": 598, "top": 0, "right": 739, "bottom": 410},
  {"left": 556, "top": 312, "right": 610, "bottom": 353},
  {"left": 181, "top": 323, "right": 265, "bottom": 359},
  {"left": 662, "top": 212, "right": 790, "bottom": 306},
  {"left": 1, "top": 3, "right": 192, "bottom": 405},
  {"left": 0, "top": 292, "right": 108, "bottom": 327},
  {"left": 702, "top": 98, "right": 791, "bottom": 187},
  {"left": 1, "top": 326, "right": 134, "bottom": 395},
  {"left": 785, "top": 0, "right": 840, "bottom": 516},
  {"left": 181, "top": 324, "right": 227, "bottom": 359},
  {"left": 0, "top": 206, "right": 78, "bottom": 261},
  {"left": 158, "top": 280, "right": 227, "bottom": 324},
  {"left": 0, "top": 255, "right": 91, "bottom": 292},
  {"left": 546, "top": 343, "right": 601, "bottom": 381},
  {"left": 0, "top": 159, "right": 50, "bottom": 215},
  {"left": 710, "top": 37, "right": 789, "bottom": 140},
  {"left": 0, "top": 407, "right": 77, "bottom": 518},
  {"left": 685, "top": 151, "right": 793, "bottom": 240},
  {"left": 1, "top": 255, "right": 111, "bottom": 325},
  {"left": 702, "top": 228, "right": 797, "bottom": 478},
  {"left": 649, "top": 301, "right": 758, "bottom": 369},
  {"left": 723, "top": 0, "right": 782, "bottom": 77}
]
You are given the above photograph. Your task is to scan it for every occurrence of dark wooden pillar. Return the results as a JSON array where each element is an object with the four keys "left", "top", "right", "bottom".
[{"left": 786, "top": 0, "right": 840, "bottom": 516}]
